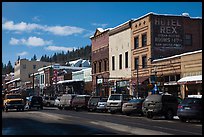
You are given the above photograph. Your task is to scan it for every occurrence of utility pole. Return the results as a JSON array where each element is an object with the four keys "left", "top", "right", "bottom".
[
  {"left": 32, "top": 73, "right": 35, "bottom": 96},
  {"left": 136, "top": 65, "right": 139, "bottom": 98},
  {"left": 95, "top": 75, "right": 98, "bottom": 96}
]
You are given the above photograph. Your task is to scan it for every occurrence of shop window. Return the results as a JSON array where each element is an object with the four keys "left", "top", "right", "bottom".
[
  {"left": 164, "top": 76, "right": 169, "bottom": 82},
  {"left": 170, "top": 75, "right": 175, "bottom": 81},
  {"left": 176, "top": 74, "right": 180, "bottom": 81}
]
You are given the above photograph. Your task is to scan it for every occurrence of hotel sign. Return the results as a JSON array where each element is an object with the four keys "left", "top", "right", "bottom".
[{"left": 152, "top": 16, "right": 183, "bottom": 47}]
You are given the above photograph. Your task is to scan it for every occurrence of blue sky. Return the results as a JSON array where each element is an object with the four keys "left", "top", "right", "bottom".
[{"left": 2, "top": 2, "right": 202, "bottom": 66}]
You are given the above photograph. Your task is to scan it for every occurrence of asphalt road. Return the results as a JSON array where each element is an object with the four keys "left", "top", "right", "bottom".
[{"left": 2, "top": 107, "right": 202, "bottom": 135}]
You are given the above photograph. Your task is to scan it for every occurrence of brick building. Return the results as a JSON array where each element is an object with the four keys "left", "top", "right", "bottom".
[
  {"left": 90, "top": 28, "right": 110, "bottom": 97},
  {"left": 131, "top": 12, "right": 202, "bottom": 97}
]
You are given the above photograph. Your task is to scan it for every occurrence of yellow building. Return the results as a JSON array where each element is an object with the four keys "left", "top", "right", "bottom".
[{"left": 177, "top": 50, "right": 202, "bottom": 98}]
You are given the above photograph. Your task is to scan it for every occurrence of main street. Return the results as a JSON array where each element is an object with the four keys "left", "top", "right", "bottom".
[{"left": 2, "top": 107, "right": 202, "bottom": 135}]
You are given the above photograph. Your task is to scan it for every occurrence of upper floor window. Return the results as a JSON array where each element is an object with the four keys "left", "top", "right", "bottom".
[
  {"left": 99, "top": 61, "right": 102, "bottom": 72},
  {"left": 134, "top": 57, "right": 139, "bottom": 70},
  {"left": 119, "top": 54, "right": 122, "bottom": 69},
  {"left": 112, "top": 56, "right": 115, "bottom": 70},
  {"left": 142, "top": 33, "right": 147, "bottom": 47},
  {"left": 104, "top": 60, "right": 107, "bottom": 72},
  {"left": 125, "top": 52, "right": 128, "bottom": 68},
  {"left": 142, "top": 56, "right": 147, "bottom": 68},
  {"left": 134, "top": 36, "right": 139, "bottom": 49},
  {"left": 184, "top": 34, "right": 192, "bottom": 46},
  {"left": 23, "top": 64, "right": 26, "bottom": 69},
  {"left": 94, "top": 63, "right": 96, "bottom": 74},
  {"left": 33, "top": 65, "right": 36, "bottom": 69}
]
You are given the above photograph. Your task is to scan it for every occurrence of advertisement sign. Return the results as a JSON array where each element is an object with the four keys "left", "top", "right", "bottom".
[{"left": 152, "top": 15, "right": 183, "bottom": 48}]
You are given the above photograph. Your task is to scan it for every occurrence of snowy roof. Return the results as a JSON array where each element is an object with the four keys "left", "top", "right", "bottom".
[
  {"left": 69, "top": 58, "right": 82, "bottom": 65},
  {"left": 90, "top": 28, "right": 112, "bottom": 39},
  {"left": 132, "top": 12, "right": 202, "bottom": 22},
  {"left": 152, "top": 50, "right": 202, "bottom": 62}
]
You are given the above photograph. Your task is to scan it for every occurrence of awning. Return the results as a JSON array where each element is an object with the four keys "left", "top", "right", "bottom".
[
  {"left": 177, "top": 75, "right": 202, "bottom": 85},
  {"left": 57, "top": 79, "right": 84, "bottom": 84},
  {"left": 5, "top": 78, "right": 21, "bottom": 85}
]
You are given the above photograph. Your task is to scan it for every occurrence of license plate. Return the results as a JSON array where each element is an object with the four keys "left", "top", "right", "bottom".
[
  {"left": 148, "top": 109, "right": 153, "bottom": 112},
  {"left": 184, "top": 107, "right": 190, "bottom": 110}
]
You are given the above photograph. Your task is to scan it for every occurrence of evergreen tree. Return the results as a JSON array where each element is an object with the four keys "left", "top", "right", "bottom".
[{"left": 6, "top": 61, "right": 14, "bottom": 74}]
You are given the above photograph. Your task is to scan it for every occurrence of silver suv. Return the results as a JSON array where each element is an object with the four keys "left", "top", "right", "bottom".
[{"left": 107, "top": 94, "right": 133, "bottom": 114}]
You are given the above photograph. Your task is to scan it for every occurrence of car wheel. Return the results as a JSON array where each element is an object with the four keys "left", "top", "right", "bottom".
[
  {"left": 165, "top": 110, "right": 173, "bottom": 120},
  {"left": 179, "top": 117, "right": 186, "bottom": 122},
  {"left": 147, "top": 112, "right": 153, "bottom": 118}
]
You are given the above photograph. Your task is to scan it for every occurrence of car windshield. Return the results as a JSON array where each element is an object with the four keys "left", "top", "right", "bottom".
[
  {"left": 109, "top": 95, "right": 121, "bottom": 100},
  {"left": 181, "top": 98, "right": 202, "bottom": 104},
  {"left": 6, "top": 95, "right": 21, "bottom": 99},
  {"left": 90, "top": 98, "right": 100, "bottom": 103},
  {"left": 128, "top": 99, "right": 143, "bottom": 103},
  {"left": 145, "top": 95, "right": 162, "bottom": 102},
  {"left": 32, "top": 97, "right": 42, "bottom": 102},
  {"left": 100, "top": 98, "right": 108, "bottom": 102}
]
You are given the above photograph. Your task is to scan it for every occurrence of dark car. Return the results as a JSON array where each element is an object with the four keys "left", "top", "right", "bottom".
[
  {"left": 26, "top": 96, "right": 43, "bottom": 110},
  {"left": 177, "top": 97, "right": 202, "bottom": 122},
  {"left": 71, "top": 95, "right": 91, "bottom": 111},
  {"left": 142, "top": 94, "right": 179, "bottom": 119},
  {"left": 122, "top": 98, "right": 145, "bottom": 116},
  {"left": 87, "top": 96, "right": 102, "bottom": 112}
]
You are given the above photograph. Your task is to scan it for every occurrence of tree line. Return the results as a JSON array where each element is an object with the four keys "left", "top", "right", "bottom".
[{"left": 2, "top": 45, "right": 91, "bottom": 75}]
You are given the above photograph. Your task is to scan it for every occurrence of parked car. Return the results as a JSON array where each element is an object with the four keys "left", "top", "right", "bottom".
[
  {"left": 58, "top": 94, "right": 77, "bottom": 110},
  {"left": 26, "top": 96, "right": 43, "bottom": 110},
  {"left": 71, "top": 95, "right": 91, "bottom": 111},
  {"left": 3, "top": 94, "right": 25, "bottom": 112},
  {"left": 177, "top": 97, "right": 202, "bottom": 122},
  {"left": 122, "top": 98, "right": 145, "bottom": 116},
  {"left": 54, "top": 96, "right": 61, "bottom": 107},
  {"left": 107, "top": 94, "right": 133, "bottom": 114},
  {"left": 96, "top": 98, "right": 108, "bottom": 112},
  {"left": 87, "top": 96, "right": 102, "bottom": 112},
  {"left": 43, "top": 96, "right": 56, "bottom": 107},
  {"left": 142, "top": 94, "right": 179, "bottom": 120}
]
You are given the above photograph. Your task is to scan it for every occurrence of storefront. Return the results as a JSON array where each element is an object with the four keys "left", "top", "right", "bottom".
[{"left": 177, "top": 75, "right": 202, "bottom": 98}]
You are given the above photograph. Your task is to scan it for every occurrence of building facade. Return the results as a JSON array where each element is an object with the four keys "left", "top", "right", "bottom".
[
  {"left": 109, "top": 20, "right": 132, "bottom": 95},
  {"left": 178, "top": 50, "right": 202, "bottom": 98},
  {"left": 90, "top": 28, "right": 110, "bottom": 97},
  {"left": 131, "top": 12, "right": 202, "bottom": 98}
]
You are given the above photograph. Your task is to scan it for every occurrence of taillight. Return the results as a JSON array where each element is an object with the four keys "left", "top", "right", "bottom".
[{"left": 178, "top": 105, "right": 183, "bottom": 109}]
